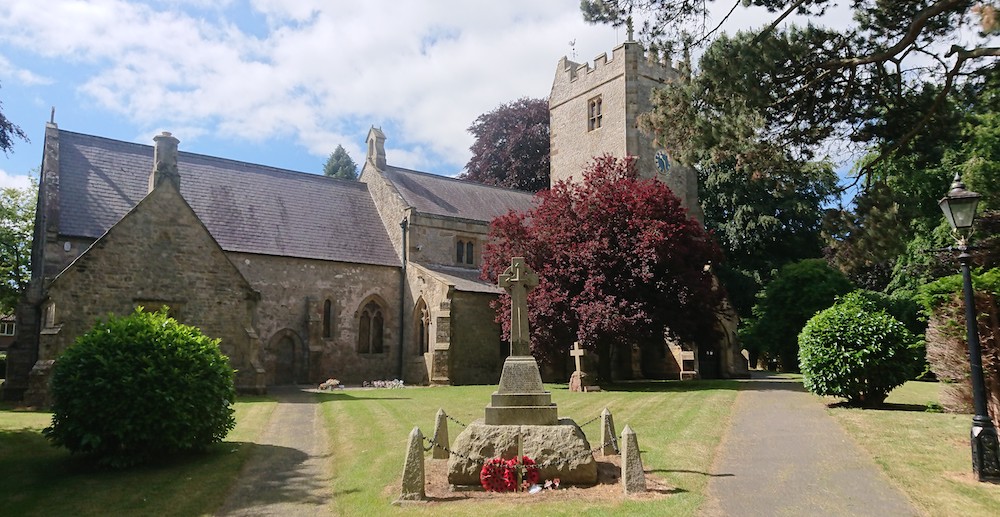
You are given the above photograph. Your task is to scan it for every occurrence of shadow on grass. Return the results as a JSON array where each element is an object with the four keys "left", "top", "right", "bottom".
[
  {"left": 599, "top": 380, "right": 740, "bottom": 393},
  {"left": 262, "top": 386, "right": 410, "bottom": 403},
  {"left": 826, "top": 401, "right": 932, "bottom": 412}
]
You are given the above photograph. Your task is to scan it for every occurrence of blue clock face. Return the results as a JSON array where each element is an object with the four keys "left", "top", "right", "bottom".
[{"left": 655, "top": 150, "right": 670, "bottom": 173}]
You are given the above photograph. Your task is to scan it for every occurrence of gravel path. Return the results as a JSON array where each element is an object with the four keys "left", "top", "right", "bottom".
[
  {"left": 216, "top": 387, "right": 334, "bottom": 516},
  {"left": 704, "top": 372, "right": 922, "bottom": 516}
]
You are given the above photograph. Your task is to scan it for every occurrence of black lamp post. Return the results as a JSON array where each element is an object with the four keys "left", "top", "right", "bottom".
[{"left": 938, "top": 172, "right": 1000, "bottom": 481}]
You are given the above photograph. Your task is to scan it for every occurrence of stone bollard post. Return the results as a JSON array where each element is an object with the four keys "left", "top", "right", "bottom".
[
  {"left": 432, "top": 409, "right": 449, "bottom": 459},
  {"left": 621, "top": 424, "right": 646, "bottom": 494},
  {"left": 394, "top": 427, "right": 426, "bottom": 504},
  {"left": 600, "top": 407, "right": 617, "bottom": 456}
]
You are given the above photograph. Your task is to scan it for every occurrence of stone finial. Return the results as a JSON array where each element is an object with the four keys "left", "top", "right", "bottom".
[
  {"left": 432, "top": 409, "right": 449, "bottom": 459},
  {"left": 394, "top": 427, "right": 426, "bottom": 503},
  {"left": 621, "top": 425, "right": 646, "bottom": 494},
  {"left": 600, "top": 407, "right": 617, "bottom": 456},
  {"left": 149, "top": 131, "right": 181, "bottom": 192}
]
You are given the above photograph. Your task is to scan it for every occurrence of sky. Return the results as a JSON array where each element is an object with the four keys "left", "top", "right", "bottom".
[{"left": 0, "top": 0, "right": 852, "bottom": 192}]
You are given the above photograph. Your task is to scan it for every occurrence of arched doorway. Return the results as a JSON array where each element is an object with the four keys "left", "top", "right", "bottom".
[{"left": 268, "top": 329, "right": 305, "bottom": 385}]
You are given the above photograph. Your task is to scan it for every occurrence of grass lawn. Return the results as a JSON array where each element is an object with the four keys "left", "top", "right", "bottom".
[
  {"left": 322, "top": 381, "right": 738, "bottom": 516},
  {"left": 0, "top": 380, "right": 738, "bottom": 516},
  {"left": 827, "top": 381, "right": 1000, "bottom": 517},
  {"left": 0, "top": 396, "right": 276, "bottom": 516}
]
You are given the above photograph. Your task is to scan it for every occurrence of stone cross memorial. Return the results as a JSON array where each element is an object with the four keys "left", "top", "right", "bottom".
[
  {"left": 447, "top": 257, "right": 598, "bottom": 487},
  {"left": 498, "top": 257, "right": 538, "bottom": 356}
]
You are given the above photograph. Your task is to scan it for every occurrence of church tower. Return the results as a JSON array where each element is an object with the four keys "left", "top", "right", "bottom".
[{"left": 549, "top": 38, "right": 703, "bottom": 222}]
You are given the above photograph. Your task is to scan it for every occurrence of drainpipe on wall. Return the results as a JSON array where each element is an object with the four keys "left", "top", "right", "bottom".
[{"left": 398, "top": 217, "right": 408, "bottom": 380}]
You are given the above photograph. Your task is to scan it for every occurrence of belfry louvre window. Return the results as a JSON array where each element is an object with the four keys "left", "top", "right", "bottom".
[{"left": 588, "top": 96, "right": 602, "bottom": 131}]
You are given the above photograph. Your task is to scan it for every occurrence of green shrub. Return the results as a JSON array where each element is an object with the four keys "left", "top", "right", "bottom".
[
  {"left": 917, "top": 268, "right": 1000, "bottom": 426},
  {"left": 798, "top": 291, "right": 919, "bottom": 406},
  {"left": 43, "top": 308, "right": 236, "bottom": 468},
  {"left": 741, "top": 258, "right": 854, "bottom": 370}
]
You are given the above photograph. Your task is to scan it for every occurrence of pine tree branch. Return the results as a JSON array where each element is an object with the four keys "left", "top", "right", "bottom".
[
  {"left": 818, "top": 0, "right": 967, "bottom": 69},
  {"left": 752, "top": 0, "right": 810, "bottom": 43}
]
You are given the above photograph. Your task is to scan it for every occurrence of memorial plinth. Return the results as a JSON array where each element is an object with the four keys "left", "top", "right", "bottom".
[{"left": 484, "top": 356, "right": 558, "bottom": 425}]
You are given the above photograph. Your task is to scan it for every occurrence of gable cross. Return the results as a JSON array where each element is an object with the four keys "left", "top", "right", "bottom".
[{"left": 498, "top": 257, "right": 539, "bottom": 356}]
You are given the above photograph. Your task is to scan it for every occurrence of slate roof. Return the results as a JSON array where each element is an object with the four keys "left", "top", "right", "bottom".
[
  {"left": 382, "top": 166, "right": 536, "bottom": 222},
  {"left": 415, "top": 263, "right": 502, "bottom": 294},
  {"left": 56, "top": 130, "right": 400, "bottom": 266}
]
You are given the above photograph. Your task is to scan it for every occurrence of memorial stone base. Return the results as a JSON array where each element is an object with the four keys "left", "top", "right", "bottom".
[{"left": 446, "top": 420, "right": 598, "bottom": 485}]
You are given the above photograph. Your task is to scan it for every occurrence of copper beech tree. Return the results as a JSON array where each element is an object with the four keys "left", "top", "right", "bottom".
[{"left": 481, "top": 155, "right": 723, "bottom": 380}]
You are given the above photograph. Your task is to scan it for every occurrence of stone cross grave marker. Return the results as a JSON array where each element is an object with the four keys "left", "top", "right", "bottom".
[
  {"left": 498, "top": 257, "right": 538, "bottom": 356},
  {"left": 571, "top": 341, "right": 586, "bottom": 374}
]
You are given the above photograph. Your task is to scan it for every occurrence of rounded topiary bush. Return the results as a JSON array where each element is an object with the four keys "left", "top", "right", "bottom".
[
  {"left": 43, "top": 308, "right": 236, "bottom": 467},
  {"left": 798, "top": 291, "right": 919, "bottom": 407}
]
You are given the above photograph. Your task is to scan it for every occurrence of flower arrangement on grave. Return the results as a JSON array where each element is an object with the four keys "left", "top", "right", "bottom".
[{"left": 479, "top": 455, "right": 541, "bottom": 492}]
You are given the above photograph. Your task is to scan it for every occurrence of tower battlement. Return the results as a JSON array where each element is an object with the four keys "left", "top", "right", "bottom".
[{"left": 551, "top": 41, "right": 681, "bottom": 109}]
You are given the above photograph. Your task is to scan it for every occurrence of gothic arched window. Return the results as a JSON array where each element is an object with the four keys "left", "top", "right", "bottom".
[
  {"left": 357, "top": 300, "right": 385, "bottom": 354},
  {"left": 456, "top": 240, "right": 465, "bottom": 263},
  {"left": 465, "top": 241, "right": 474, "bottom": 265}
]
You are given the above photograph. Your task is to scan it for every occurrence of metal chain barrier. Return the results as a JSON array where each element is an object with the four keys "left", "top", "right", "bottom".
[
  {"left": 577, "top": 414, "right": 601, "bottom": 428},
  {"left": 444, "top": 412, "right": 467, "bottom": 428}
]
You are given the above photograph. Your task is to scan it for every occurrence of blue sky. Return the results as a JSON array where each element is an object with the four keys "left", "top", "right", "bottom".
[{"left": 0, "top": 1, "right": 850, "bottom": 192}]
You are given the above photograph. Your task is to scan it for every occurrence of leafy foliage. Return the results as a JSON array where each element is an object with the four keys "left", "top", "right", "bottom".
[
  {"left": 799, "top": 291, "right": 919, "bottom": 406},
  {"left": 44, "top": 308, "right": 236, "bottom": 468},
  {"left": 482, "top": 155, "right": 722, "bottom": 379},
  {"left": 323, "top": 144, "right": 358, "bottom": 180},
  {"left": 588, "top": 1, "right": 1000, "bottom": 184},
  {"left": 0, "top": 82, "right": 28, "bottom": 156},
  {"left": 461, "top": 97, "right": 550, "bottom": 192},
  {"left": 741, "top": 258, "right": 854, "bottom": 370},
  {"left": 0, "top": 181, "right": 35, "bottom": 313},
  {"left": 919, "top": 268, "right": 1000, "bottom": 425}
]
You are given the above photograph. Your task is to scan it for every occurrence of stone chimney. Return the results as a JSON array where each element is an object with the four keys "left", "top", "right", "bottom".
[{"left": 149, "top": 131, "right": 181, "bottom": 192}]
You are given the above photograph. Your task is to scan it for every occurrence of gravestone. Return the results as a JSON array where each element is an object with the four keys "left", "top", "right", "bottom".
[
  {"left": 568, "top": 341, "right": 600, "bottom": 392},
  {"left": 447, "top": 257, "right": 597, "bottom": 486}
]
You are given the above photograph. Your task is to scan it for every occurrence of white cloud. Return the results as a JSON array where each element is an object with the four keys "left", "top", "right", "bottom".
[
  {"left": 0, "top": 168, "right": 34, "bottom": 191},
  {"left": 0, "top": 54, "right": 52, "bottom": 85},
  {"left": 0, "top": 0, "right": 864, "bottom": 173}
]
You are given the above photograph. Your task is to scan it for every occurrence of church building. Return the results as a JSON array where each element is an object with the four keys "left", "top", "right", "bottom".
[{"left": 3, "top": 39, "right": 745, "bottom": 404}]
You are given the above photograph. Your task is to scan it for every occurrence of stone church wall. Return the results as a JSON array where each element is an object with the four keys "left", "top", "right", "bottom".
[
  {"left": 360, "top": 163, "right": 408, "bottom": 261},
  {"left": 36, "top": 185, "right": 263, "bottom": 394},
  {"left": 229, "top": 252, "right": 402, "bottom": 385},
  {"left": 406, "top": 214, "right": 488, "bottom": 268},
  {"left": 549, "top": 47, "right": 629, "bottom": 186},
  {"left": 448, "top": 290, "right": 505, "bottom": 385}
]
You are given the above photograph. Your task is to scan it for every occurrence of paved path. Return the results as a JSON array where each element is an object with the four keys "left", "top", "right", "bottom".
[
  {"left": 216, "top": 387, "right": 333, "bottom": 516},
  {"left": 705, "top": 372, "right": 921, "bottom": 516}
]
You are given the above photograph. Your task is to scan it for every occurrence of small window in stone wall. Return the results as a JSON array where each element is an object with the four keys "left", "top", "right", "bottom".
[
  {"left": 322, "top": 299, "right": 332, "bottom": 338},
  {"left": 358, "top": 300, "right": 385, "bottom": 354},
  {"left": 588, "top": 95, "right": 603, "bottom": 131},
  {"left": 0, "top": 321, "right": 15, "bottom": 336},
  {"left": 456, "top": 239, "right": 475, "bottom": 266}
]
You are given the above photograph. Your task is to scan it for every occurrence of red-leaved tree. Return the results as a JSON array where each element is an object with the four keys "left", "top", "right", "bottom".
[
  {"left": 482, "top": 155, "right": 723, "bottom": 380},
  {"left": 461, "top": 97, "right": 549, "bottom": 192}
]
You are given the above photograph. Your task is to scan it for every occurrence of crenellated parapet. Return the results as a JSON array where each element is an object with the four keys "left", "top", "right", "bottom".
[{"left": 550, "top": 41, "right": 681, "bottom": 109}]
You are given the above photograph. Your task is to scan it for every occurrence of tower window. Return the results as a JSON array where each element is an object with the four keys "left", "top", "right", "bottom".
[
  {"left": 588, "top": 96, "right": 602, "bottom": 131},
  {"left": 456, "top": 240, "right": 465, "bottom": 264},
  {"left": 465, "top": 241, "right": 474, "bottom": 265}
]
